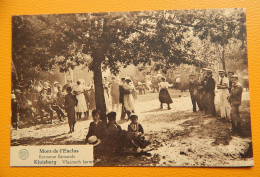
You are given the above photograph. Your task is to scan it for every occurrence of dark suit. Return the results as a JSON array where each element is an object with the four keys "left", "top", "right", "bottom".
[
  {"left": 119, "top": 85, "right": 130, "bottom": 119},
  {"left": 189, "top": 79, "right": 203, "bottom": 112},
  {"left": 229, "top": 82, "right": 243, "bottom": 133},
  {"left": 86, "top": 120, "right": 107, "bottom": 141},
  {"left": 204, "top": 76, "right": 216, "bottom": 116}
]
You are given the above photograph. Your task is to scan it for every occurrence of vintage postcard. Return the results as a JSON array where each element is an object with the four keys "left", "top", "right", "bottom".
[{"left": 11, "top": 8, "right": 253, "bottom": 167}]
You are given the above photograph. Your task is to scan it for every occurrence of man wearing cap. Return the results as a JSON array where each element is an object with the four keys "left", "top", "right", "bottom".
[
  {"left": 217, "top": 70, "right": 231, "bottom": 120},
  {"left": 189, "top": 74, "right": 203, "bottom": 112},
  {"left": 228, "top": 75, "right": 243, "bottom": 134},
  {"left": 204, "top": 69, "right": 216, "bottom": 116}
]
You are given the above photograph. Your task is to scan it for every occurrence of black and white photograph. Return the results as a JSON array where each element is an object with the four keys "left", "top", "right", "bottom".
[{"left": 11, "top": 8, "right": 253, "bottom": 167}]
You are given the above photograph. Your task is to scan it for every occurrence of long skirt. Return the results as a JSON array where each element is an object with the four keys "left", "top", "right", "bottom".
[
  {"left": 159, "top": 88, "right": 173, "bottom": 104},
  {"left": 124, "top": 94, "right": 135, "bottom": 112},
  {"left": 75, "top": 93, "right": 88, "bottom": 113}
]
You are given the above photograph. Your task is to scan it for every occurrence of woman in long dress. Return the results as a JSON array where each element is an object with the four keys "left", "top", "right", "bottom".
[
  {"left": 158, "top": 77, "right": 173, "bottom": 110},
  {"left": 123, "top": 79, "right": 135, "bottom": 117},
  {"left": 73, "top": 80, "right": 88, "bottom": 120}
]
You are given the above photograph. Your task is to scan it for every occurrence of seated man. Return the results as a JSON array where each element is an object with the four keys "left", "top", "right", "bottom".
[
  {"left": 85, "top": 109, "right": 107, "bottom": 143},
  {"left": 105, "top": 112, "right": 129, "bottom": 155},
  {"left": 127, "top": 114, "right": 150, "bottom": 153},
  {"left": 38, "top": 89, "right": 54, "bottom": 123}
]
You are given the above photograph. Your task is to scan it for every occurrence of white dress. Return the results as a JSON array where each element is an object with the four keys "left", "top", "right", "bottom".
[
  {"left": 123, "top": 84, "right": 135, "bottom": 112},
  {"left": 73, "top": 84, "right": 88, "bottom": 113}
]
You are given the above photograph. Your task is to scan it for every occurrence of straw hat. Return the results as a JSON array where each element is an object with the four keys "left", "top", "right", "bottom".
[{"left": 86, "top": 136, "right": 101, "bottom": 146}]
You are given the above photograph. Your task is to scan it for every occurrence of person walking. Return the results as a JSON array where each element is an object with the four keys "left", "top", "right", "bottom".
[{"left": 158, "top": 77, "right": 173, "bottom": 110}]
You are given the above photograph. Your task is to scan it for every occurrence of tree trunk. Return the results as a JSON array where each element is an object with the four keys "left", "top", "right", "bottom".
[{"left": 92, "top": 47, "right": 107, "bottom": 123}]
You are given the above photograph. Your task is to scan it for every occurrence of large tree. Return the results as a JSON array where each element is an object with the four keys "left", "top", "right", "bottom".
[{"left": 12, "top": 9, "right": 246, "bottom": 119}]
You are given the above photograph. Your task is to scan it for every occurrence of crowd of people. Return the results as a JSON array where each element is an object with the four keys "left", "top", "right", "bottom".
[
  {"left": 187, "top": 68, "right": 244, "bottom": 135},
  {"left": 11, "top": 78, "right": 96, "bottom": 130},
  {"left": 10, "top": 76, "right": 140, "bottom": 130},
  {"left": 11, "top": 68, "right": 246, "bottom": 158}
]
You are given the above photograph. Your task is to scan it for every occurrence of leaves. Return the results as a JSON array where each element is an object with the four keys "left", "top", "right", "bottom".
[{"left": 12, "top": 8, "right": 247, "bottom": 80}]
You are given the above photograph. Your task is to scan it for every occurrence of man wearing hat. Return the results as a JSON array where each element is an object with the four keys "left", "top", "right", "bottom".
[
  {"left": 204, "top": 69, "right": 216, "bottom": 116},
  {"left": 228, "top": 75, "right": 243, "bottom": 135},
  {"left": 217, "top": 70, "right": 231, "bottom": 120}
]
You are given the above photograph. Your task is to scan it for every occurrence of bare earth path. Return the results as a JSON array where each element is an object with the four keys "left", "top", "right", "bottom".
[{"left": 11, "top": 89, "right": 253, "bottom": 167}]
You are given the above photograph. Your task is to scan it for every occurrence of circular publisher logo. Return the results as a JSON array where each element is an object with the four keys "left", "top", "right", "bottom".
[{"left": 19, "top": 149, "right": 29, "bottom": 160}]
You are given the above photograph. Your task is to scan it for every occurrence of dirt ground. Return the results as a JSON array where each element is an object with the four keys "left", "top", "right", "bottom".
[{"left": 11, "top": 89, "right": 254, "bottom": 167}]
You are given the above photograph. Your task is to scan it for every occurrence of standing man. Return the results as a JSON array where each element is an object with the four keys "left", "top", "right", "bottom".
[
  {"left": 119, "top": 78, "right": 129, "bottom": 120},
  {"left": 228, "top": 75, "right": 243, "bottom": 135},
  {"left": 110, "top": 77, "right": 120, "bottom": 112},
  {"left": 217, "top": 70, "right": 231, "bottom": 120},
  {"left": 204, "top": 69, "right": 216, "bottom": 116},
  {"left": 189, "top": 74, "right": 203, "bottom": 112}
]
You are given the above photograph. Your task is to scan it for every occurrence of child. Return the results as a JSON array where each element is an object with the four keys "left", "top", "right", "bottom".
[
  {"left": 65, "top": 86, "right": 78, "bottom": 133},
  {"left": 128, "top": 114, "right": 150, "bottom": 152},
  {"left": 85, "top": 109, "right": 107, "bottom": 142}
]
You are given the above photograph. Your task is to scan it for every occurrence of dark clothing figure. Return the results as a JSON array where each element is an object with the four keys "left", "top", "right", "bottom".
[
  {"left": 86, "top": 120, "right": 107, "bottom": 142},
  {"left": 204, "top": 76, "right": 216, "bottom": 116},
  {"left": 128, "top": 123, "right": 149, "bottom": 149},
  {"left": 119, "top": 85, "right": 130, "bottom": 119},
  {"left": 105, "top": 122, "right": 125, "bottom": 155},
  {"left": 189, "top": 79, "right": 203, "bottom": 112},
  {"left": 229, "top": 82, "right": 243, "bottom": 134},
  {"left": 65, "top": 93, "right": 78, "bottom": 133},
  {"left": 159, "top": 88, "right": 173, "bottom": 104},
  {"left": 228, "top": 79, "right": 232, "bottom": 93},
  {"left": 51, "top": 99, "right": 65, "bottom": 121},
  {"left": 11, "top": 98, "right": 19, "bottom": 129}
]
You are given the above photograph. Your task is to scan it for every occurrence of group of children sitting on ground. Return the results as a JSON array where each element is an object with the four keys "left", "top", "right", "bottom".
[{"left": 85, "top": 109, "right": 150, "bottom": 157}]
